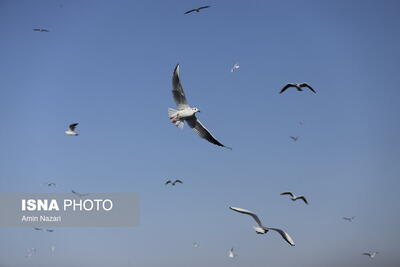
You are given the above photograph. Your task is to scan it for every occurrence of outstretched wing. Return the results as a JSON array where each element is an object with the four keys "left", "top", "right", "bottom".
[
  {"left": 229, "top": 206, "right": 263, "bottom": 228},
  {"left": 172, "top": 64, "right": 189, "bottom": 109},
  {"left": 69, "top": 123, "right": 78, "bottom": 131},
  {"left": 300, "top": 83, "right": 316, "bottom": 93},
  {"left": 174, "top": 179, "right": 183, "bottom": 184},
  {"left": 165, "top": 180, "right": 171, "bottom": 185},
  {"left": 296, "top": 196, "right": 308, "bottom": 204},
  {"left": 280, "top": 192, "right": 294, "bottom": 197},
  {"left": 198, "top": 5, "right": 211, "bottom": 10},
  {"left": 279, "top": 84, "right": 294, "bottom": 94},
  {"left": 184, "top": 9, "right": 196, "bottom": 14},
  {"left": 363, "top": 253, "right": 372, "bottom": 257},
  {"left": 187, "top": 117, "right": 231, "bottom": 149},
  {"left": 268, "top": 228, "right": 295, "bottom": 246}
]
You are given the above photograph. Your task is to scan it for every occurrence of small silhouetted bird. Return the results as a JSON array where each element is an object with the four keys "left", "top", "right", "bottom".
[
  {"left": 184, "top": 6, "right": 210, "bottom": 14},
  {"left": 280, "top": 83, "right": 316, "bottom": 94},
  {"left": 165, "top": 179, "right": 183, "bottom": 186}
]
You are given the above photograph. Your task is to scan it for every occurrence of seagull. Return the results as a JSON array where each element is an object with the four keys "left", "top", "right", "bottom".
[
  {"left": 299, "top": 121, "right": 304, "bottom": 126},
  {"left": 65, "top": 123, "right": 79, "bottom": 136},
  {"left": 168, "top": 64, "right": 231, "bottom": 149},
  {"left": 228, "top": 247, "right": 236, "bottom": 258},
  {"left": 33, "top": 227, "right": 43, "bottom": 231},
  {"left": 229, "top": 206, "right": 295, "bottom": 246},
  {"left": 363, "top": 252, "right": 378, "bottom": 258},
  {"left": 290, "top": 136, "right": 299, "bottom": 142},
  {"left": 71, "top": 190, "right": 90, "bottom": 198},
  {"left": 279, "top": 83, "right": 316, "bottom": 94},
  {"left": 280, "top": 192, "right": 309, "bottom": 204},
  {"left": 33, "top": 28, "right": 49, "bottom": 32},
  {"left": 343, "top": 216, "right": 356, "bottom": 222},
  {"left": 50, "top": 246, "right": 56, "bottom": 253},
  {"left": 46, "top": 182, "right": 56, "bottom": 187},
  {"left": 230, "top": 63, "right": 240, "bottom": 73},
  {"left": 46, "top": 229, "right": 54, "bottom": 232},
  {"left": 193, "top": 242, "right": 199, "bottom": 248},
  {"left": 184, "top": 6, "right": 210, "bottom": 14},
  {"left": 165, "top": 179, "right": 183, "bottom": 186}
]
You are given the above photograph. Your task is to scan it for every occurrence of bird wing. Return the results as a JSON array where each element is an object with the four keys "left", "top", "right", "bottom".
[
  {"left": 280, "top": 192, "right": 294, "bottom": 197},
  {"left": 184, "top": 9, "right": 196, "bottom": 14},
  {"left": 229, "top": 207, "right": 263, "bottom": 228},
  {"left": 172, "top": 64, "right": 189, "bottom": 109},
  {"left": 290, "top": 136, "right": 298, "bottom": 141},
  {"left": 268, "top": 228, "right": 295, "bottom": 246},
  {"left": 33, "top": 29, "right": 40, "bottom": 32},
  {"left": 363, "top": 253, "right": 372, "bottom": 256},
  {"left": 198, "top": 5, "right": 211, "bottom": 10},
  {"left": 186, "top": 116, "right": 231, "bottom": 149},
  {"left": 174, "top": 179, "right": 183, "bottom": 184},
  {"left": 296, "top": 196, "right": 309, "bottom": 204},
  {"left": 279, "top": 84, "right": 294, "bottom": 94},
  {"left": 69, "top": 123, "right": 78, "bottom": 131},
  {"left": 165, "top": 180, "right": 171, "bottom": 185},
  {"left": 300, "top": 83, "right": 316, "bottom": 93}
]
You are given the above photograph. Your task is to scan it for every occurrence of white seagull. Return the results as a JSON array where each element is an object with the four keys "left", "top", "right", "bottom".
[
  {"left": 65, "top": 123, "right": 79, "bottom": 136},
  {"left": 168, "top": 64, "right": 231, "bottom": 149},
  {"left": 343, "top": 216, "right": 356, "bottom": 222},
  {"left": 228, "top": 247, "right": 236, "bottom": 258},
  {"left": 230, "top": 63, "right": 240, "bottom": 72},
  {"left": 280, "top": 192, "right": 309, "bottom": 204},
  {"left": 229, "top": 206, "right": 295, "bottom": 246},
  {"left": 363, "top": 251, "right": 378, "bottom": 258}
]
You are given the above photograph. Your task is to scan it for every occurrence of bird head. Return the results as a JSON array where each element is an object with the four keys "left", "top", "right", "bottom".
[{"left": 192, "top": 107, "right": 200, "bottom": 113}]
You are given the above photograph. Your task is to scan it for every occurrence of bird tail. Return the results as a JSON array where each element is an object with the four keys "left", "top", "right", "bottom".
[{"left": 168, "top": 108, "right": 184, "bottom": 128}]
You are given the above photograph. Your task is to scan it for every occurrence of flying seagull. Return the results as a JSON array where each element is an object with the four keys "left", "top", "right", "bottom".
[
  {"left": 65, "top": 123, "right": 79, "bottom": 136},
  {"left": 184, "top": 6, "right": 210, "bottom": 14},
  {"left": 165, "top": 179, "right": 183, "bottom": 186},
  {"left": 33, "top": 227, "right": 43, "bottom": 231},
  {"left": 71, "top": 190, "right": 90, "bottom": 198},
  {"left": 343, "top": 216, "right": 356, "bottom": 222},
  {"left": 279, "top": 83, "right": 316, "bottom": 94},
  {"left": 168, "top": 64, "right": 231, "bottom": 149},
  {"left": 363, "top": 252, "right": 378, "bottom": 258},
  {"left": 230, "top": 63, "right": 240, "bottom": 73},
  {"left": 290, "top": 136, "right": 299, "bottom": 142},
  {"left": 280, "top": 192, "right": 309, "bottom": 204},
  {"left": 33, "top": 28, "right": 49, "bottom": 32},
  {"left": 193, "top": 242, "right": 199, "bottom": 248},
  {"left": 228, "top": 247, "right": 236, "bottom": 258},
  {"left": 229, "top": 206, "right": 295, "bottom": 246},
  {"left": 46, "top": 182, "right": 56, "bottom": 187},
  {"left": 46, "top": 229, "right": 54, "bottom": 232}
]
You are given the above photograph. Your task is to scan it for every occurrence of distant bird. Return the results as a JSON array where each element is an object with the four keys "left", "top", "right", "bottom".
[
  {"left": 230, "top": 63, "right": 240, "bottom": 72},
  {"left": 290, "top": 136, "right": 299, "bottom": 142},
  {"left": 363, "top": 252, "right": 378, "bottom": 258},
  {"left": 50, "top": 246, "right": 56, "bottom": 253},
  {"left": 33, "top": 227, "right": 43, "bottom": 231},
  {"left": 229, "top": 206, "right": 295, "bottom": 246},
  {"left": 299, "top": 121, "right": 304, "bottom": 126},
  {"left": 33, "top": 28, "right": 49, "bottom": 32},
  {"left": 46, "top": 229, "right": 54, "bottom": 232},
  {"left": 280, "top": 192, "right": 309, "bottom": 204},
  {"left": 184, "top": 6, "right": 210, "bottom": 14},
  {"left": 193, "top": 242, "right": 199, "bottom": 248},
  {"left": 168, "top": 64, "right": 231, "bottom": 149},
  {"left": 343, "top": 216, "right": 356, "bottom": 222},
  {"left": 71, "top": 190, "right": 90, "bottom": 198},
  {"left": 46, "top": 182, "right": 56, "bottom": 187},
  {"left": 228, "top": 247, "right": 236, "bottom": 258},
  {"left": 65, "top": 123, "right": 79, "bottom": 136},
  {"left": 165, "top": 179, "right": 183, "bottom": 186},
  {"left": 279, "top": 83, "right": 316, "bottom": 94},
  {"left": 25, "top": 248, "right": 36, "bottom": 258}
]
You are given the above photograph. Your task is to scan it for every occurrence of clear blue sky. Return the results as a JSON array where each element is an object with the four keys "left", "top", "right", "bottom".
[{"left": 0, "top": 0, "right": 400, "bottom": 266}]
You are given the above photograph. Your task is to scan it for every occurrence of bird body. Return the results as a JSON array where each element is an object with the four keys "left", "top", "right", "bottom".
[
  {"left": 228, "top": 247, "right": 236, "bottom": 258},
  {"left": 343, "top": 216, "right": 356, "bottom": 222},
  {"left": 230, "top": 63, "right": 240, "bottom": 72},
  {"left": 290, "top": 136, "right": 299, "bottom": 142},
  {"left": 168, "top": 64, "right": 231, "bottom": 149},
  {"left": 33, "top": 28, "right": 49, "bottom": 32},
  {"left": 65, "top": 123, "right": 79, "bottom": 136},
  {"left": 363, "top": 252, "right": 378, "bottom": 258},
  {"left": 280, "top": 192, "right": 308, "bottom": 204},
  {"left": 229, "top": 206, "right": 295, "bottom": 246},
  {"left": 280, "top": 83, "right": 316, "bottom": 94}
]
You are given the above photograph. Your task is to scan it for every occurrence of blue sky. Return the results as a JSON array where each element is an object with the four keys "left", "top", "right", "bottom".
[{"left": 0, "top": 0, "right": 400, "bottom": 266}]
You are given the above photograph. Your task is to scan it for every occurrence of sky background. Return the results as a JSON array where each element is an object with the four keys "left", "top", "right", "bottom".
[{"left": 0, "top": 0, "right": 400, "bottom": 266}]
